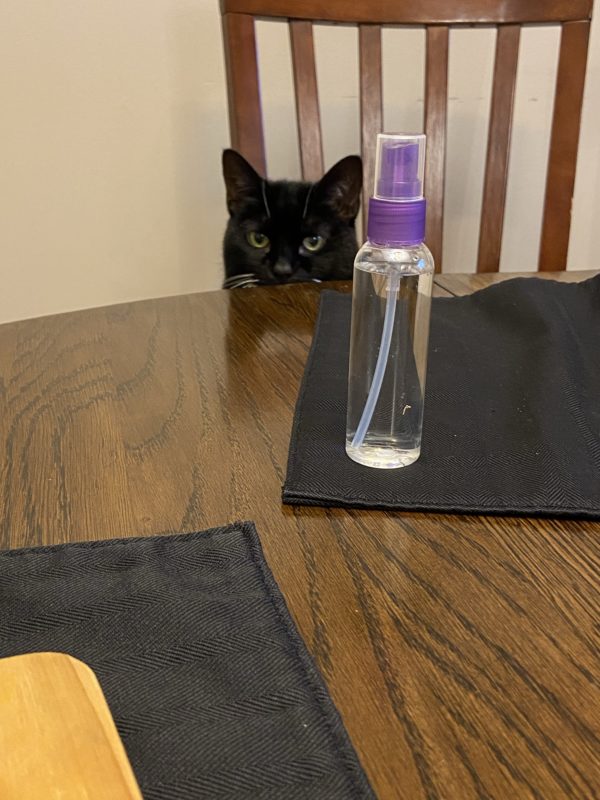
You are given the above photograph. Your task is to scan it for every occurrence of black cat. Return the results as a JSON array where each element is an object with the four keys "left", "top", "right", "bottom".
[{"left": 222, "top": 149, "right": 362, "bottom": 288}]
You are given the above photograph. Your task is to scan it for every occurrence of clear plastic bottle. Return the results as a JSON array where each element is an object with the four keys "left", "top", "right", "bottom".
[{"left": 346, "top": 134, "right": 434, "bottom": 469}]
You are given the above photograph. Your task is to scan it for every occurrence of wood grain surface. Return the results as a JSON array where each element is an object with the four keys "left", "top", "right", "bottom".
[
  {"left": 0, "top": 273, "right": 599, "bottom": 799},
  {"left": 0, "top": 652, "right": 142, "bottom": 799},
  {"left": 436, "top": 268, "right": 599, "bottom": 296}
]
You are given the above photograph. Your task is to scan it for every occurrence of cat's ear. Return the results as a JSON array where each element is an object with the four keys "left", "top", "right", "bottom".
[
  {"left": 222, "top": 149, "right": 263, "bottom": 215},
  {"left": 313, "top": 156, "right": 362, "bottom": 221}
]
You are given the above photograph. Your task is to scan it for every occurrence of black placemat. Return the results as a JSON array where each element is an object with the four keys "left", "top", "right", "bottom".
[
  {"left": 283, "top": 276, "right": 600, "bottom": 518},
  {"left": 0, "top": 523, "right": 374, "bottom": 800}
]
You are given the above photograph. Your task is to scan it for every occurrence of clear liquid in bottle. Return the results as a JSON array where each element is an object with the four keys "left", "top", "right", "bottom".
[{"left": 346, "top": 243, "right": 434, "bottom": 469}]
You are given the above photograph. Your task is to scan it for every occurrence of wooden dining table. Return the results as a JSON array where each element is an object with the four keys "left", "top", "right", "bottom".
[{"left": 0, "top": 270, "right": 598, "bottom": 799}]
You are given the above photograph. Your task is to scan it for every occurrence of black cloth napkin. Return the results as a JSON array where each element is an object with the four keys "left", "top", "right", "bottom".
[
  {"left": 283, "top": 276, "right": 600, "bottom": 518},
  {"left": 0, "top": 523, "right": 374, "bottom": 800}
]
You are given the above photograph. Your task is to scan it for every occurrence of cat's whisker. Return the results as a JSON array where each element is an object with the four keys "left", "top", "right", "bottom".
[{"left": 223, "top": 273, "right": 260, "bottom": 289}]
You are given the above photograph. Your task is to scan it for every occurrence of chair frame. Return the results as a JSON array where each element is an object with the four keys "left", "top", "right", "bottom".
[{"left": 220, "top": 0, "right": 593, "bottom": 271}]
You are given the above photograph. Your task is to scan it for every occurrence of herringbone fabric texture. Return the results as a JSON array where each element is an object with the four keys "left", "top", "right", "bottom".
[
  {"left": 0, "top": 523, "right": 375, "bottom": 799},
  {"left": 283, "top": 276, "right": 600, "bottom": 517}
]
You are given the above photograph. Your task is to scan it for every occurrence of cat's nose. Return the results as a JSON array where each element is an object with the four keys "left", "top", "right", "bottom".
[{"left": 273, "top": 259, "right": 293, "bottom": 278}]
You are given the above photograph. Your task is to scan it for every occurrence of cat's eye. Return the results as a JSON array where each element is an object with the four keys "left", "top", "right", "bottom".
[
  {"left": 247, "top": 231, "right": 270, "bottom": 249},
  {"left": 302, "top": 235, "right": 325, "bottom": 253}
]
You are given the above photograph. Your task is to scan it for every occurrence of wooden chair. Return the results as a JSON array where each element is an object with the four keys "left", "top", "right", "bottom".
[{"left": 220, "top": 0, "right": 593, "bottom": 272}]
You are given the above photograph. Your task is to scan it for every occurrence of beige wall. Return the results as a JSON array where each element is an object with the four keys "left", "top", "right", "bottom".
[{"left": 1, "top": 2, "right": 599, "bottom": 324}]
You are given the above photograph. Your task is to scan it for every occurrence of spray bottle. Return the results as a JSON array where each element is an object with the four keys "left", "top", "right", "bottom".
[{"left": 346, "top": 133, "right": 434, "bottom": 469}]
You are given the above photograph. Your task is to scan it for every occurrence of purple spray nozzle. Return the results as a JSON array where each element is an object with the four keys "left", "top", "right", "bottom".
[{"left": 374, "top": 134, "right": 425, "bottom": 202}]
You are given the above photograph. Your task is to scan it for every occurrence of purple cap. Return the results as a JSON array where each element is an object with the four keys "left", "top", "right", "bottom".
[
  {"left": 368, "top": 133, "right": 427, "bottom": 244},
  {"left": 368, "top": 198, "right": 426, "bottom": 246}
]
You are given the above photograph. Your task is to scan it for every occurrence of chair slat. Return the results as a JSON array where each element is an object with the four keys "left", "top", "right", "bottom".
[
  {"left": 290, "top": 21, "right": 323, "bottom": 181},
  {"left": 477, "top": 25, "right": 520, "bottom": 273},
  {"left": 424, "top": 25, "right": 449, "bottom": 272},
  {"left": 359, "top": 25, "right": 383, "bottom": 234},
  {"left": 539, "top": 21, "right": 591, "bottom": 271},
  {"left": 221, "top": 0, "right": 592, "bottom": 26},
  {"left": 222, "top": 13, "right": 266, "bottom": 175}
]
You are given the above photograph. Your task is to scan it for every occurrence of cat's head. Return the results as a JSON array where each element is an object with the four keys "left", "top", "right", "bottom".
[{"left": 222, "top": 149, "right": 362, "bottom": 287}]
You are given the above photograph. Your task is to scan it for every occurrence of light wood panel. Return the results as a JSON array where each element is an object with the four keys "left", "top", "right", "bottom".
[{"left": 0, "top": 652, "right": 142, "bottom": 800}]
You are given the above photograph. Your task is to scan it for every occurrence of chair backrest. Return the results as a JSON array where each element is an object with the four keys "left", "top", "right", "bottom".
[{"left": 220, "top": 0, "right": 593, "bottom": 272}]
